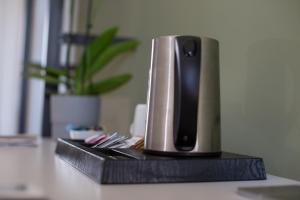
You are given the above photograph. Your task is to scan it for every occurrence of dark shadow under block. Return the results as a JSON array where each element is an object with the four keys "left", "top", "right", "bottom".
[{"left": 55, "top": 138, "right": 266, "bottom": 184}]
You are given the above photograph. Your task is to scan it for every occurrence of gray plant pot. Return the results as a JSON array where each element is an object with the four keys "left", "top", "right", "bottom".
[{"left": 50, "top": 95, "right": 100, "bottom": 138}]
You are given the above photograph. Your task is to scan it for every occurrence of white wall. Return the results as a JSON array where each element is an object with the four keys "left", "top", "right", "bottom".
[
  {"left": 80, "top": 0, "right": 300, "bottom": 180},
  {"left": 0, "top": 0, "right": 25, "bottom": 135}
]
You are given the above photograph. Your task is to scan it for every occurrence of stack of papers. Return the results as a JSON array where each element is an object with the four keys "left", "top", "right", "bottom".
[{"left": 0, "top": 135, "right": 38, "bottom": 147}]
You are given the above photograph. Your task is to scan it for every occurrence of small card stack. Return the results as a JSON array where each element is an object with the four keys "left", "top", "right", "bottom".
[
  {"left": 91, "top": 132, "right": 128, "bottom": 148},
  {"left": 85, "top": 132, "right": 144, "bottom": 150}
]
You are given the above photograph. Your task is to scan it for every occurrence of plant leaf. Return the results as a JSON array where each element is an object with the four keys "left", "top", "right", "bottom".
[
  {"left": 27, "top": 63, "right": 68, "bottom": 76},
  {"left": 85, "top": 74, "right": 132, "bottom": 95},
  {"left": 85, "top": 40, "right": 139, "bottom": 80},
  {"left": 75, "top": 27, "right": 118, "bottom": 92},
  {"left": 80, "top": 26, "right": 118, "bottom": 67},
  {"left": 24, "top": 72, "right": 66, "bottom": 85}
]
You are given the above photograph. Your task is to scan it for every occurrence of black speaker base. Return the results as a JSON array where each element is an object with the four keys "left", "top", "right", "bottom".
[{"left": 55, "top": 138, "right": 267, "bottom": 184}]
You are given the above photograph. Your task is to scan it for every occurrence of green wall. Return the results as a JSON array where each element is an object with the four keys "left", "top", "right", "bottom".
[{"left": 80, "top": 0, "right": 300, "bottom": 180}]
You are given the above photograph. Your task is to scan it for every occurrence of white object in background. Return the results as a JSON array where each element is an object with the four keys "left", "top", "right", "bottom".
[
  {"left": 125, "top": 136, "right": 143, "bottom": 147},
  {"left": 130, "top": 104, "right": 147, "bottom": 137},
  {"left": 25, "top": 0, "right": 50, "bottom": 136},
  {"left": 69, "top": 130, "right": 103, "bottom": 140}
]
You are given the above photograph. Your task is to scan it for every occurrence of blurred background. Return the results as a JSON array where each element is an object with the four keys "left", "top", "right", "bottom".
[{"left": 0, "top": 0, "right": 300, "bottom": 181}]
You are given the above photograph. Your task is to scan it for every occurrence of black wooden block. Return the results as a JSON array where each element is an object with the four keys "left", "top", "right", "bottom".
[{"left": 55, "top": 138, "right": 266, "bottom": 184}]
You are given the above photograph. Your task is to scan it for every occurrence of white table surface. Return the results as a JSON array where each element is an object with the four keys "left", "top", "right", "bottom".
[{"left": 0, "top": 139, "right": 299, "bottom": 200}]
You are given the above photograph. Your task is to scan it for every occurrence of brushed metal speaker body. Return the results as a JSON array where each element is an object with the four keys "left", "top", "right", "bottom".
[{"left": 144, "top": 35, "right": 221, "bottom": 155}]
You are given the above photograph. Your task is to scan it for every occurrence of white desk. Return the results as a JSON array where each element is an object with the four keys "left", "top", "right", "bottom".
[{"left": 0, "top": 139, "right": 299, "bottom": 200}]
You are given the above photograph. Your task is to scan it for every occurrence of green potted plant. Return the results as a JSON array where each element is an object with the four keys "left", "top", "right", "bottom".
[{"left": 26, "top": 27, "right": 139, "bottom": 137}]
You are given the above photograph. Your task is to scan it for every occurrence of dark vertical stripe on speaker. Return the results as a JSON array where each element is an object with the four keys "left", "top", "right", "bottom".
[{"left": 173, "top": 36, "right": 201, "bottom": 151}]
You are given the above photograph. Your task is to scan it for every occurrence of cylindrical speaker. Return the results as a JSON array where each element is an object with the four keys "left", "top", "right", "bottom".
[{"left": 144, "top": 35, "right": 221, "bottom": 156}]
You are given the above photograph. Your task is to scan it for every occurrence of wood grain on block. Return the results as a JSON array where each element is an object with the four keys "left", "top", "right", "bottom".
[{"left": 55, "top": 138, "right": 266, "bottom": 184}]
